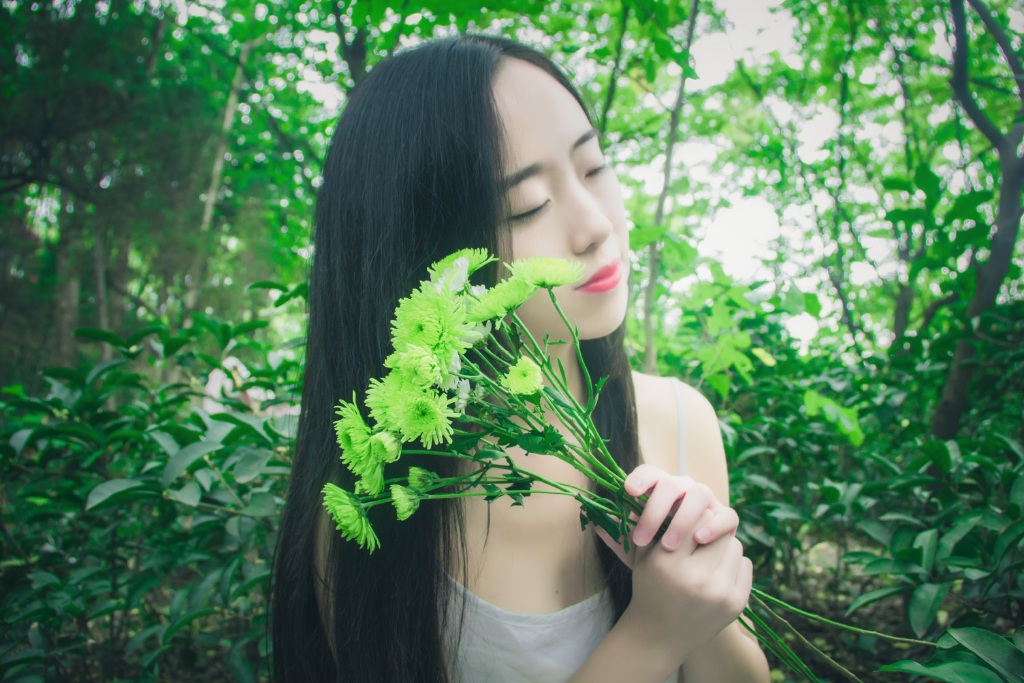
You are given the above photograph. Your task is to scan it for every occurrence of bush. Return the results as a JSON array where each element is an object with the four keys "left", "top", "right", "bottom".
[{"left": 0, "top": 314, "right": 300, "bottom": 682}]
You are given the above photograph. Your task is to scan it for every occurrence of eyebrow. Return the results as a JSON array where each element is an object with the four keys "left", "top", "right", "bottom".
[{"left": 503, "top": 128, "right": 601, "bottom": 189}]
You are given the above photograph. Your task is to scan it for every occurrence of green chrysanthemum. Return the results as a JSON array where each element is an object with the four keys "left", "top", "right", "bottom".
[
  {"left": 322, "top": 483, "right": 379, "bottom": 552},
  {"left": 502, "top": 357, "right": 544, "bottom": 395},
  {"left": 392, "top": 286, "right": 473, "bottom": 364},
  {"left": 391, "top": 295, "right": 444, "bottom": 351},
  {"left": 357, "top": 459, "right": 385, "bottom": 495},
  {"left": 428, "top": 248, "right": 495, "bottom": 281},
  {"left": 390, "top": 484, "right": 421, "bottom": 521},
  {"left": 366, "top": 372, "right": 424, "bottom": 432},
  {"left": 407, "top": 466, "right": 437, "bottom": 490},
  {"left": 386, "top": 345, "right": 444, "bottom": 389},
  {"left": 467, "top": 276, "right": 536, "bottom": 322},
  {"left": 334, "top": 397, "right": 373, "bottom": 474},
  {"left": 393, "top": 389, "right": 459, "bottom": 448},
  {"left": 508, "top": 257, "right": 585, "bottom": 288},
  {"left": 369, "top": 431, "right": 401, "bottom": 463}
]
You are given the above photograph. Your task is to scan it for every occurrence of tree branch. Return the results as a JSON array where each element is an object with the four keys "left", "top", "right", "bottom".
[
  {"left": 918, "top": 293, "right": 960, "bottom": 334},
  {"left": 966, "top": 0, "right": 1024, "bottom": 106},
  {"left": 599, "top": 2, "right": 631, "bottom": 135},
  {"left": 950, "top": 0, "right": 1006, "bottom": 149}
]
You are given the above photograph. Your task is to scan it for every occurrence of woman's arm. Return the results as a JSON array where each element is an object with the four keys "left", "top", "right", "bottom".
[{"left": 570, "top": 376, "right": 769, "bottom": 683}]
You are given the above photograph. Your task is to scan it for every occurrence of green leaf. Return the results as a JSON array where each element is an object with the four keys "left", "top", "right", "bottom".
[
  {"left": 878, "top": 660, "right": 1004, "bottom": 683},
  {"left": 542, "top": 386, "right": 573, "bottom": 411},
  {"left": 233, "top": 447, "right": 273, "bottom": 483},
  {"left": 845, "top": 586, "right": 909, "bottom": 615},
  {"left": 211, "top": 412, "right": 270, "bottom": 443},
  {"left": 246, "top": 280, "right": 289, "bottom": 292},
  {"left": 226, "top": 647, "right": 257, "bottom": 683},
  {"left": 914, "top": 528, "right": 939, "bottom": 574},
  {"left": 162, "top": 441, "right": 223, "bottom": 486},
  {"left": 860, "top": 558, "right": 926, "bottom": 575},
  {"left": 750, "top": 347, "right": 776, "bottom": 367},
  {"left": 125, "top": 324, "right": 166, "bottom": 348},
  {"left": 73, "top": 327, "right": 125, "bottom": 347},
  {"left": 230, "top": 569, "right": 272, "bottom": 600},
  {"left": 948, "top": 627, "right": 1024, "bottom": 682},
  {"left": 167, "top": 481, "right": 201, "bottom": 507},
  {"left": 943, "top": 189, "right": 993, "bottom": 224},
  {"left": 993, "top": 519, "right": 1024, "bottom": 563},
  {"left": 881, "top": 175, "right": 912, "bottom": 193},
  {"left": 242, "top": 492, "right": 277, "bottom": 518},
  {"left": 1009, "top": 476, "right": 1024, "bottom": 518},
  {"left": 629, "top": 224, "right": 669, "bottom": 249},
  {"left": 273, "top": 282, "right": 309, "bottom": 306},
  {"left": 914, "top": 163, "right": 943, "bottom": 208},
  {"left": 84, "top": 358, "right": 126, "bottom": 386},
  {"left": 706, "top": 373, "right": 730, "bottom": 399},
  {"left": 86, "top": 479, "right": 160, "bottom": 511},
  {"left": 157, "top": 335, "right": 191, "bottom": 358},
  {"left": 41, "top": 367, "right": 85, "bottom": 386},
  {"left": 909, "top": 582, "right": 949, "bottom": 637},
  {"left": 232, "top": 320, "right": 269, "bottom": 336},
  {"left": 29, "top": 571, "right": 61, "bottom": 589},
  {"left": 161, "top": 608, "right": 217, "bottom": 645}
]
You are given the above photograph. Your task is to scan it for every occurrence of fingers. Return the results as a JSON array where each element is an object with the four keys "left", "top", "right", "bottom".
[
  {"left": 623, "top": 464, "right": 673, "bottom": 498},
  {"left": 658, "top": 484, "right": 711, "bottom": 552},
  {"left": 694, "top": 504, "right": 739, "bottom": 545}
]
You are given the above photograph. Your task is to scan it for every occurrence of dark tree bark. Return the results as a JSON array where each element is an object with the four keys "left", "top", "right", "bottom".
[
  {"left": 54, "top": 196, "right": 83, "bottom": 368},
  {"left": 933, "top": 0, "right": 1024, "bottom": 438}
]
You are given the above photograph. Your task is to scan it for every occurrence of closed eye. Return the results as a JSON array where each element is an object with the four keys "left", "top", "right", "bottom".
[
  {"left": 586, "top": 164, "right": 609, "bottom": 178},
  {"left": 509, "top": 200, "right": 549, "bottom": 223}
]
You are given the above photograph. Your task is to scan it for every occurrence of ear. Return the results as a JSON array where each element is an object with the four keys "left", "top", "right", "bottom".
[{"left": 595, "top": 526, "right": 635, "bottom": 569}]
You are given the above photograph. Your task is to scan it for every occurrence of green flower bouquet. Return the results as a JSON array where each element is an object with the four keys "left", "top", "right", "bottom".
[
  {"left": 321, "top": 249, "right": 1023, "bottom": 683},
  {"left": 322, "top": 248, "right": 642, "bottom": 553}
]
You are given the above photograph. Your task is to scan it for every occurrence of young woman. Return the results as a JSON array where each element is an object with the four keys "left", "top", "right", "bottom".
[{"left": 271, "top": 35, "right": 770, "bottom": 682}]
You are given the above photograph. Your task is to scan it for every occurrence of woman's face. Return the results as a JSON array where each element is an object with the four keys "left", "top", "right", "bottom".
[{"left": 492, "top": 58, "right": 630, "bottom": 342}]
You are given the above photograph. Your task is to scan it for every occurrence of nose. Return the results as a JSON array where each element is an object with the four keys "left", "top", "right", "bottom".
[{"left": 565, "top": 183, "right": 614, "bottom": 256}]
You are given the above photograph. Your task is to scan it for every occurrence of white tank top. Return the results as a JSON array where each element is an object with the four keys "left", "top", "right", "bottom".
[{"left": 447, "top": 380, "right": 688, "bottom": 682}]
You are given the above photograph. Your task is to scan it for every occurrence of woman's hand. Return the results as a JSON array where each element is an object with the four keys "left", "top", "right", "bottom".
[
  {"left": 596, "top": 464, "right": 740, "bottom": 566},
  {"left": 597, "top": 464, "right": 753, "bottom": 664}
]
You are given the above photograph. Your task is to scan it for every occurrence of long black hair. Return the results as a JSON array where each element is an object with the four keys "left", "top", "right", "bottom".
[{"left": 271, "top": 35, "right": 640, "bottom": 683}]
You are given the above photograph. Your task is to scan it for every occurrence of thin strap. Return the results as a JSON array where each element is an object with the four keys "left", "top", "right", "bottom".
[{"left": 672, "top": 379, "right": 687, "bottom": 476}]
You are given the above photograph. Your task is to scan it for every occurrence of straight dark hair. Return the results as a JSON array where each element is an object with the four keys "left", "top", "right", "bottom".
[{"left": 271, "top": 34, "right": 640, "bottom": 683}]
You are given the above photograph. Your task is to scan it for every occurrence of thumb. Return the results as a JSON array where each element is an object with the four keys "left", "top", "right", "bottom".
[{"left": 595, "top": 526, "right": 635, "bottom": 569}]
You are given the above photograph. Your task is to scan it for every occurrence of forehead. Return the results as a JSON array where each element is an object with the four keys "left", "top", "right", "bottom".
[{"left": 491, "top": 59, "right": 591, "bottom": 165}]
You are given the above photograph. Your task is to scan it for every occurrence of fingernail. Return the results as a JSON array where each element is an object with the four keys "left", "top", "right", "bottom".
[
  {"left": 696, "top": 528, "right": 711, "bottom": 543},
  {"left": 633, "top": 530, "right": 650, "bottom": 546},
  {"left": 662, "top": 531, "right": 680, "bottom": 550}
]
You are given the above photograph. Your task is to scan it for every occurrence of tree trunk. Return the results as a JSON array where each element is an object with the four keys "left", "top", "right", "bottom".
[
  {"left": 93, "top": 224, "right": 111, "bottom": 362},
  {"left": 54, "top": 196, "right": 83, "bottom": 368},
  {"left": 182, "top": 41, "right": 253, "bottom": 315},
  {"left": 642, "top": 0, "right": 701, "bottom": 375},
  {"left": 108, "top": 234, "right": 131, "bottom": 334}
]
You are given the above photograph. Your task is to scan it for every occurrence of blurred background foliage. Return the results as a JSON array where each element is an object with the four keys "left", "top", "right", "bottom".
[{"left": 1, "top": 0, "right": 1022, "bottom": 680}]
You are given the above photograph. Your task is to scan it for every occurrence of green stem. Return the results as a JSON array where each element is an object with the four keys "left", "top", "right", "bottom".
[
  {"left": 393, "top": 449, "right": 621, "bottom": 509},
  {"left": 750, "top": 595, "right": 865, "bottom": 683},
  {"left": 752, "top": 588, "right": 938, "bottom": 648},
  {"left": 741, "top": 606, "right": 820, "bottom": 682},
  {"left": 203, "top": 453, "right": 245, "bottom": 507},
  {"left": 506, "top": 313, "right": 625, "bottom": 482}
]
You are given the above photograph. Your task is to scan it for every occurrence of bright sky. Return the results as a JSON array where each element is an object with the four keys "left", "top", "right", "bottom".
[{"left": 683, "top": 0, "right": 823, "bottom": 342}]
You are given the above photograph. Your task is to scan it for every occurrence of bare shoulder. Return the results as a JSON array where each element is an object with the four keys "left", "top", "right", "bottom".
[{"left": 631, "top": 371, "right": 730, "bottom": 503}]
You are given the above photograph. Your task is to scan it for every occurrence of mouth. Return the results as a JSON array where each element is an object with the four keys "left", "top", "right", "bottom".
[{"left": 576, "top": 260, "right": 623, "bottom": 293}]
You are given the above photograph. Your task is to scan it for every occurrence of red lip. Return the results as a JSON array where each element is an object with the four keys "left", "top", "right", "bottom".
[{"left": 576, "top": 261, "right": 622, "bottom": 293}]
